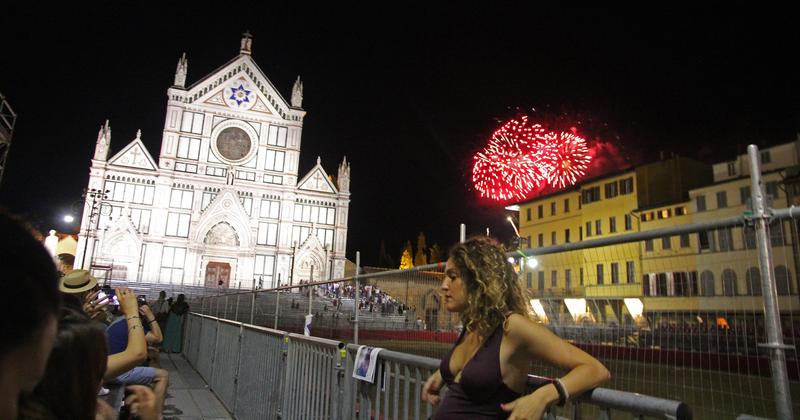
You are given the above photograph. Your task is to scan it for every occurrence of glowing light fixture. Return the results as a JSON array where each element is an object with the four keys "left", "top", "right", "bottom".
[
  {"left": 623, "top": 298, "right": 644, "bottom": 318},
  {"left": 564, "top": 298, "right": 587, "bottom": 321},
  {"left": 63, "top": 215, "right": 75, "bottom": 223},
  {"left": 526, "top": 257, "right": 539, "bottom": 269},
  {"left": 530, "top": 299, "right": 548, "bottom": 323}
]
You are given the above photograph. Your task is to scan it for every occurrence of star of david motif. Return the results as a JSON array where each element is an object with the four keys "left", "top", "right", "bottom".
[{"left": 228, "top": 83, "right": 252, "bottom": 106}]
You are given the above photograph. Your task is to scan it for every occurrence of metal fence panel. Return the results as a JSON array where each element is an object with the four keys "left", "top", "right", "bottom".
[
  {"left": 196, "top": 317, "right": 218, "bottom": 381},
  {"left": 211, "top": 320, "right": 242, "bottom": 412},
  {"left": 282, "top": 333, "right": 344, "bottom": 420},
  {"left": 233, "top": 325, "right": 287, "bottom": 420}
]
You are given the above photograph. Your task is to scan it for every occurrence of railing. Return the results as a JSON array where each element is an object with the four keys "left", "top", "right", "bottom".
[{"left": 182, "top": 312, "right": 691, "bottom": 420}]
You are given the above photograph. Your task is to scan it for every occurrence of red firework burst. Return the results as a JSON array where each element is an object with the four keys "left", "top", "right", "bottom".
[
  {"left": 539, "top": 131, "right": 592, "bottom": 189},
  {"left": 472, "top": 117, "right": 547, "bottom": 201}
]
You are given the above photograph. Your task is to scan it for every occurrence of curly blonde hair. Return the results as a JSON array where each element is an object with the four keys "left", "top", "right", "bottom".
[{"left": 448, "top": 236, "right": 530, "bottom": 339}]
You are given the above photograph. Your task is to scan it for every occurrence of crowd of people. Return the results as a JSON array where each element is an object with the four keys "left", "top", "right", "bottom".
[{"left": 0, "top": 211, "right": 190, "bottom": 419}]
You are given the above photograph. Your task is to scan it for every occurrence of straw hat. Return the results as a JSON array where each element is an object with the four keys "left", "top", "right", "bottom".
[{"left": 59, "top": 270, "right": 97, "bottom": 293}]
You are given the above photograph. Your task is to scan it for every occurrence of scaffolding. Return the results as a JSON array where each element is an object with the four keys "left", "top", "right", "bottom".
[{"left": 0, "top": 91, "right": 17, "bottom": 188}]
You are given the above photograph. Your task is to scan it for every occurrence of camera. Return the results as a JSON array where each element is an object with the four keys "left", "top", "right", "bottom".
[{"left": 137, "top": 294, "right": 148, "bottom": 307}]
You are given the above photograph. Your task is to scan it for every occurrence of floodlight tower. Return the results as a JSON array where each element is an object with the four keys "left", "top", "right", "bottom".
[{"left": 0, "top": 91, "right": 18, "bottom": 188}]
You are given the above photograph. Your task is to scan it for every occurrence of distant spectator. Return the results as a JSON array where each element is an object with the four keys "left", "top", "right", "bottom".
[
  {"left": 0, "top": 212, "right": 60, "bottom": 420},
  {"left": 163, "top": 294, "right": 189, "bottom": 353}
]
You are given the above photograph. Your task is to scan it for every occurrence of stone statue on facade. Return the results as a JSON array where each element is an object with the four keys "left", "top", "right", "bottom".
[{"left": 291, "top": 76, "right": 304, "bottom": 108}]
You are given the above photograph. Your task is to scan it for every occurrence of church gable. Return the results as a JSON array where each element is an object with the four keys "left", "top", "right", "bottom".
[
  {"left": 297, "top": 159, "right": 338, "bottom": 194},
  {"left": 186, "top": 56, "right": 291, "bottom": 119},
  {"left": 107, "top": 133, "right": 158, "bottom": 171},
  {"left": 193, "top": 188, "right": 252, "bottom": 246}
]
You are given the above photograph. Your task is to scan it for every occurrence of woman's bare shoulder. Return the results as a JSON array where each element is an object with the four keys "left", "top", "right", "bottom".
[{"left": 504, "top": 313, "right": 544, "bottom": 337}]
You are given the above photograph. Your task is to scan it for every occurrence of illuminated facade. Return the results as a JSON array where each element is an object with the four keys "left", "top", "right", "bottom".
[{"left": 75, "top": 34, "right": 351, "bottom": 289}]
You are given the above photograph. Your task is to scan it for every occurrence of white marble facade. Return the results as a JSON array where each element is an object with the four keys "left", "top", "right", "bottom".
[{"left": 75, "top": 34, "right": 351, "bottom": 289}]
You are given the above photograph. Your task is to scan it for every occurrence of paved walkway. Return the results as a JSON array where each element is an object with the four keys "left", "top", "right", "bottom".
[{"left": 160, "top": 353, "right": 232, "bottom": 420}]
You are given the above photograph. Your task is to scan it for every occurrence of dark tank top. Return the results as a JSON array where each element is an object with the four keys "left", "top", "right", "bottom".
[{"left": 434, "top": 326, "right": 522, "bottom": 419}]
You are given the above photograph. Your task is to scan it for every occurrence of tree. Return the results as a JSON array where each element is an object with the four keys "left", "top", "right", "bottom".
[{"left": 399, "top": 240, "right": 414, "bottom": 269}]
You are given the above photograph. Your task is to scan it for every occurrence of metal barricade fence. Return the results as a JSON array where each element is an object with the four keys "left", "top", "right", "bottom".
[{"left": 182, "top": 312, "right": 692, "bottom": 419}]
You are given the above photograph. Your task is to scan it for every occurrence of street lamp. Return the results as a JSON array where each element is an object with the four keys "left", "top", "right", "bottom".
[
  {"left": 80, "top": 188, "right": 111, "bottom": 269},
  {"left": 63, "top": 215, "right": 75, "bottom": 223}
]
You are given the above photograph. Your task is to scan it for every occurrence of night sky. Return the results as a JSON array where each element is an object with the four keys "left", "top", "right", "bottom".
[{"left": 1, "top": 5, "right": 797, "bottom": 265}]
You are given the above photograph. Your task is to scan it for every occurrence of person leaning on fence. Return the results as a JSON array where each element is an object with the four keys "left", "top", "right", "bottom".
[
  {"left": 422, "top": 236, "right": 610, "bottom": 420},
  {"left": 0, "top": 212, "right": 60, "bottom": 420}
]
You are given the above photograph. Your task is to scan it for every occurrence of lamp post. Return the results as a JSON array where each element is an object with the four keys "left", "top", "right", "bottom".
[{"left": 79, "top": 188, "right": 111, "bottom": 270}]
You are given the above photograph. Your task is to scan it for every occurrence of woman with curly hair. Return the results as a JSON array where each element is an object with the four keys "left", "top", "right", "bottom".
[{"left": 422, "top": 236, "right": 610, "bottom": 419}]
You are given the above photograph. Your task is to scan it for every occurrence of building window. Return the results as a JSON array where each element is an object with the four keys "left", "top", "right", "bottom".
[
  {"left": 722, "top": 269, "right": 738, "bottom": 296},
  {"left": 746, "top": 267, "right": 762, "bottom": 296},
  {"left": 625, "top": 214, "right": 633, "bottom": 231},
  {"left": 565, "top": 229, "right": 570, "bottom": 243},
  {"left": 645, "top": 239, "right": 653, "bottom": 252},
  {"left": 165, "top": 212, "right": 190, "bottom": 237},
  {"left": 267, "top": 125, "right": 288, "bottom": 147},
  {"left": 771, "top": 220, "right": 785, "bottom": 247},
  {"left": 526, "top": 272, "right": 532, "bottom": 289},
  {"left": 696, "top": 195, "right": 707, "bottom": 212},
  {"left": 550, "top": 202, "right": 556, "bottom": 216},
  {"left": 254, "top": 255, "right": 276, "bottom": 289},
  {"left": 174, "top": 162, "right": 198, "bottom": 173},
  {"left": 257, "top": 223, "right": 279, "bottom": 246},
  {"left": 604, "top": 181, "right": 618, "bottom": 199},
  {"left": 181, "top": 111, "right": 204, "bottom": 134},
  {"left": 526, "top": 235, "right": 531, "bottom": 248},
  {"left": 699, "top": 231, "right": 715, "bottom": 251},
  {"left": 294, "top": 204, "right": 336, "bottom": 225},
  {"left": 766, "top": 181, "right": 779, "bottom": 198},
  {"left": 177, "top": 137, "right": 201, "bottom": 160},
  {"left": 169, "top": 188, "right": 194, "bottom": 210},
  {"left": 564, "top": 199, "right": 570, "bottom": 213},
  {"left": 675, "top": 206, "right": 687, "bottom": 216},
  {"left": 662, "top": 236, "right": 671, "bottom": 250},
  {"left": 240, "top": 196, "right": 252, "bottom": 216},
  {"left": 259, "top": 200, "right": 281, "bottom": 219},
  {"left": 263, "top": 174, "right": 283, "bottom": 184},
  {"left": 658, "top": 209, "right": 671, "bottom": 219},
  {"left": 551, "top": 270, "right": 557, "bottom": 288},
  {"left": 565, "top": 269, "right": 572, "bottom": 289},
  {"left": 619, "top": 177, "right": 634, "bottom": 194},
  {"left": 761, "top": 150, "right": 771, "bottom": 164},
  {"left": 526, "top": 208, "right": 531, "bottom": 221},
  {"left": 611, "top": 263, "right": 619, "bottom": 284},
  {"left": 538, "top": 234, "right": 544, "bottom": 247},
  {"left": 596, "top": 264, "right": 604, "bottom": 285},
  {"left": 105, "top": 181, "right": 155, "bottom": 205},
  {"left": 206, "top": 166, "right": 227, "bottom": 177},
  {"left": 740, "top": 186, "right": 751, "bottom": 206},
  {"left": 264, "top": 150, "right": 286, "bottom": 172},
  {"left": 581, "top": 186, "right": 601, "bottom": 204},
  {"left": 595, "top": 220, "right": 602, "bottom": 235},
  {"left": 641, "top": 212, "right": 654, "bottom": 222},
  {"left": 716, "top": 191, "right": 728, "bottom": 208},
  {"left": 680, "top": 233, "right": 690, "bottom": 248},
  {"left": 160, "top": 246, "right": 186, "bottom": 284},
  {"left": 551, "top": 231, "right": 556, "bottom": 246},
  {"left": 775, "top": 266, "right": 792, "bottom": 296},
  {"left": 580, "top": 268, "right": 584, "bottom": 286},
  {"left": 626, "top": 261, "right": 635, "bottom": 284},
  {"left": 538, "top": 205, "right": 544, "bottom": 218},
  {"left": 718, "top": 227, "right": 734, "bottom": 251},
  {"left": 609, "top": 217, "right": 617, "bottom": 233},
  {"left": 744, "top": 226, "right": 757, "bottom": 249},
  {"left": 727, "top": 162, "right": 736, "bottom": 176},
  {"left": 701, "top": 271, "right": 715, "bottom": 296},
  {"left": 236, "top": 171, "right": 256, "bottom": 181},
  {"left": 586, "top": 222, "right": 592, "bottom": 237},
  {"left": 538, "top": 271, "right": 545, "bottom": 291}
]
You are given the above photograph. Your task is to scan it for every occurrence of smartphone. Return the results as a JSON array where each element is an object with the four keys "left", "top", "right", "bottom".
[
  {"left": 100, "top": 286, "right": 119, "bottom": 309},
  {"left": 137, "top": 294, "right": 147, "bottom": 307}
]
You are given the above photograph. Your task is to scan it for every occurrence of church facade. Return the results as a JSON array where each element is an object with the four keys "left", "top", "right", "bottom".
[{"left": 75, "top": 34, "right": 351, "bottom": 289}]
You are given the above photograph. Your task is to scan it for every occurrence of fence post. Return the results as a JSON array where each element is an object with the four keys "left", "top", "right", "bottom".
[
  {"left": 748, "top": 144, "right": 794, "bottom": 420},
  {"left": 354, "top": 251, "right": 360, "bottom": 345},
  {"left": 274, "top": 285, "right": 280, "bottom": 330},
  {"left": 460, "top": 223, "right": 466, "bottom": 243},
  {"left": 250, "top": 291, "right": 256, "bottom": 325},
  {"left": 235, "top": 294, "right": 240, "bottom": 322}
]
